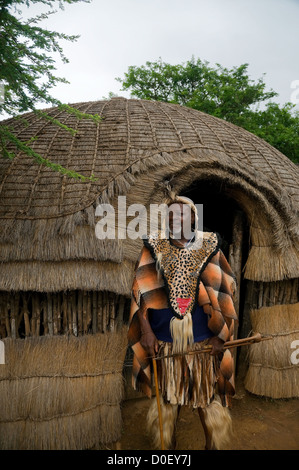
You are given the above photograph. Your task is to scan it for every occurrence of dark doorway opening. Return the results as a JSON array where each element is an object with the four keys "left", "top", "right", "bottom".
[{"left": 181, "top": 178, "right": 241, "bottom": 256}]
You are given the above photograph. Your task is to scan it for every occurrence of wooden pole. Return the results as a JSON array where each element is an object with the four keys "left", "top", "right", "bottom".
[
  {"left": 229, "top": 210, "right": 244, "bottom": 317},
  {"left": 4, "top": 293, "right": 11, "bottom": 338},
  {"left": 97, "top": 291, "right": 103, "bottom": 333},
  {"left": 78, "top": 291, "right": 83, "bottom": 335},
  {"left": 22, "top": 293, "right": 30, "bottom": 337},
  {"left": 152, "top": 358, "right": 165, "bottom": 450},
  {"left": 10, "top": 293, "right": 19, "bottom": 339},
  {"left": 0, "top": 293, "right": 9, "bottom": 337},
  {"left": 117, "top": 295, "right": 125, "bottom": 329},
  {"left": 92, "top": 291, "right": 97, "bottom": 334},
  {"left": 109, "top": 292, "right": 116, "bottom": 332},
  {"left": 228, "top": 210, "right": 244, "bottom": 368},
  {"left": 67, "top": 292, "right": 72, "bottom": 334},
  {"left": 71, "top": 291, "right": 77, "bottom": 336},
  {"left": 53, "top": 293, "right": 58, "bottom": 335},
  {"left": 57, "top": 292, "right": 62, "bottom": 335},
  {"left": 152, "top": 333, "right": 268, "bottom": 361},
  {"left": 291, "top": 279, "right": 298, "bottom": 303},
  {"left": 103, "top": 292, "right": 108, "bottom": 332},
  {"left": 83, "top": 291, "right": 87, "bottom": 334},
  {"left": 62, "top": 291, "right": 68, "bottom": 334},
  {"left": 87, "top": 291, "right": 92, "bottom": 333},
  {"left": 47, "top": 293, "right": 53, "bottom": 335},
  {"left": 35, "top": 294, "right": 41, "bottom": 336}
]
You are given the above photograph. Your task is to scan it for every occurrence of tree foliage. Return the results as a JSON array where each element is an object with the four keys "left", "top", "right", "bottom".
[
  {"left": 118, "top": 58, "right": 299, "bottom": 163},
  {"left": 0, "top": 0, "right": 100, "bottom": 180}
]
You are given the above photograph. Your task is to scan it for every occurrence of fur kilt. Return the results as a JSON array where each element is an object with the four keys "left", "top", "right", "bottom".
[{"left": 156, "top": 339, "right": 220, "bottom": 408}]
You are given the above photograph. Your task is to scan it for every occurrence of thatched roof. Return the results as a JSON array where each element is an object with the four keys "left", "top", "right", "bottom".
[{"left": 0, "top": 97, "right": 298, "bottom": 292}]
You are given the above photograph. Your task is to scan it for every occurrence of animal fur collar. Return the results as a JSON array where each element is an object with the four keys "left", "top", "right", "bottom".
[{"left": 144, "top": 231, "right": 219, "bottom": 320}]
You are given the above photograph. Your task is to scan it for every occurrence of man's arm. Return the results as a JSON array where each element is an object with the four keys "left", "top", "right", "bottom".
[{"left": 137, "top": 297, "right": 159, "bottom": 357}]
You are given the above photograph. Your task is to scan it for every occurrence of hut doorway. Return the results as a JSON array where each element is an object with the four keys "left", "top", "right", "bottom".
[{"left": 180, "top": 178, "right": 250, "bottom": 374}]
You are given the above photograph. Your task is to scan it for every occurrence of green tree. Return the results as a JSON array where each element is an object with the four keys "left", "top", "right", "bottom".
[
  {"left": 118, "top": 58, "right": 299, "bottom": 163},
  {"left": 0, "top": 0, "right": 100, "bottom": 180},
  {"left": 243, "top": 103, "right": 299, "bottom": 163}
]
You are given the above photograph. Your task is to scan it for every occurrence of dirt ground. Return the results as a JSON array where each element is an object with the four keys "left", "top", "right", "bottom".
[{"left": 120, "top": 369, "right": 299, "bottom": 451}]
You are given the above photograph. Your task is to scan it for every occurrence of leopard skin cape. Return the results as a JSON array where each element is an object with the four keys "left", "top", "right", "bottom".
[{"left": 127, "top": 231, "right": 238, "bottom": 407}]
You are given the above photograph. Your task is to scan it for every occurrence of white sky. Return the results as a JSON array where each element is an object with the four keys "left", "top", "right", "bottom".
[{"left": 15, "top": 0, "right": 299, "bottom": 109}]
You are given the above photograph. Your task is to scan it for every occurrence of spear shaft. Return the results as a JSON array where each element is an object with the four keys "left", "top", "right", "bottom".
[{"left": 151, "top": 332, "right": 271, "bottom": 362}]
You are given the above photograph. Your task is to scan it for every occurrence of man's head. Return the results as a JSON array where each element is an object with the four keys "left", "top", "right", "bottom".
[
  {"left": 160, "top": 194, "right": 199, "bottom": 241},
  {"left": 167, "top": 201, "right": 195, "bottom": 239}
]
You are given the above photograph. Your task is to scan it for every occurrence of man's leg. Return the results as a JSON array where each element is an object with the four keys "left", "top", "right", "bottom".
[
  {"left": 197, "top": 398, "right": 233, "bottom": 450},
  {"left": 146, "top": 396, "right": 179, "bottom": 449},
  {"left": 198, "top": 407, "right": 214, "bottom": 450}
]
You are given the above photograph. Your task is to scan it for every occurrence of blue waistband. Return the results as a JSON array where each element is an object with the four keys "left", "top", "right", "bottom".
[{"left": 148, "top": 304, "right": 213, "bottom": 343}]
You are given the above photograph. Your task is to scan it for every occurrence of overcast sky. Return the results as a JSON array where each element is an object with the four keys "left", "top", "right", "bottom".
[{"left": 17, "top": 0, "right": 299, "bottom": 109}]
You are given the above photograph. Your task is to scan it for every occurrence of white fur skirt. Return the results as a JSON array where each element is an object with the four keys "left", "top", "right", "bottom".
[{"left": 155, "top": 339, "right": 220, "bottom": 408}]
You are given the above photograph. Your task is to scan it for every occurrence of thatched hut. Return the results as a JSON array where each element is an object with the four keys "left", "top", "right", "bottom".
[{"left": 0, "top": 97, "right": 298, "bottom": 449}]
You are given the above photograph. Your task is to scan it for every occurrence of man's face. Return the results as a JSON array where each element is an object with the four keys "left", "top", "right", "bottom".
[{"left": 168, "top": 202, "right": 195, "bottom": 238}]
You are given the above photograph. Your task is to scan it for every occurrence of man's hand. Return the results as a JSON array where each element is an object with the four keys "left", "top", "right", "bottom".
[
  {"left": 208, "top": 336, "right": 225, "bottom": 356},
  {"left": 140, "top": 331, "right": 159, "bottom": 357}
]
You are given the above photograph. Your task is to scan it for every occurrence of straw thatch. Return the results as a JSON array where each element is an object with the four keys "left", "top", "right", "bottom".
[
  {"left": 245, "top": 303, "right": 299, "bottom": 398},
  {"left": 0, "top": 97, "right": 298, "bottom": 291},
  {"left": 0, "top": 327, "right": 128, "bottom": 449}
]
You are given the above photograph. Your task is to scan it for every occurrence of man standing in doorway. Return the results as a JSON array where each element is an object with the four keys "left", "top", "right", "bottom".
[{"left": 127, "top": 191, "right": 238, "bottom": 450}]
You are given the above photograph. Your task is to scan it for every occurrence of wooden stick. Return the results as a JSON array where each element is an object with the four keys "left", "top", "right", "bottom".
[
  {"left": 78, "top": 291, "right": 83, "bottom": 335},
  {"left": 67, "top": 292, "right": 72, "bottom": 334},
  {"left": 10, "top": 293, "right": 19, "bottom": 339},
  {"left": 291, "top": 279, "right": 298, "bottom": 304},
  {"left": 35, "top": 294, "right": 41, "bottom": 337},
  {"left": 47, "top": 293, "right": 53, "bottom": 335},
  {"left": 152, "top": 358, "right": 165, "bottom": 450},
  {"left": 109, "top": 292, "right": 116, "bottom": 332},
  {"left": 57, "top": 292, "right": 62, "bottom": 335},
  {"left": 117, "top": 295, "right": 125, "bottom": 329},
  {"left": 293, "top": 279, "right": 298, "bottom": 303},
  {"left": 4, "top": 293, "right": 11, "bottom": 338},
  {"left": 0, "top": 294, "right": 8, "bottom": 337},
  {"left": 83, "top": 291, "right": 87, "bottom": 334},
  {"left": 103, "top": 292, "right": 108, "bottom": 333},
  {"left": 228, "top": 210, "right": 244, "bottom": 370},
  {"left": 258, "top": 282, "right": 263, "bottom": 309},
  {"left": 285, "top": 280, "right": 292, "bottom": 304},
  {"left": 92, "top": 291, "right": 97, "bottom": 334},
  {"left": 62, "top": 292, "right": 68, "bottom": 334},
  {"left": 152, "top": 333, "right": 271, "bottom": 361},
  {"left": 22, "top": 293, "right": 30, "bottom": 337},
  {"left": 53, "top": 293, "right": 58, "bottom": 336},
  {"left": 97, "top": 291, "right": 103, "bottom": 333},
  {"left": 30, "top": 293, "right": 36, "bottom": 336},
  {"left": 278, "top": 281, "right": 285, "bottom": 305},
  {"left": 71, "top": 291, "right": 77, "bottom": 336},
  {"left": 87, "top": 291, "right": 91, "bottom": 333}
]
